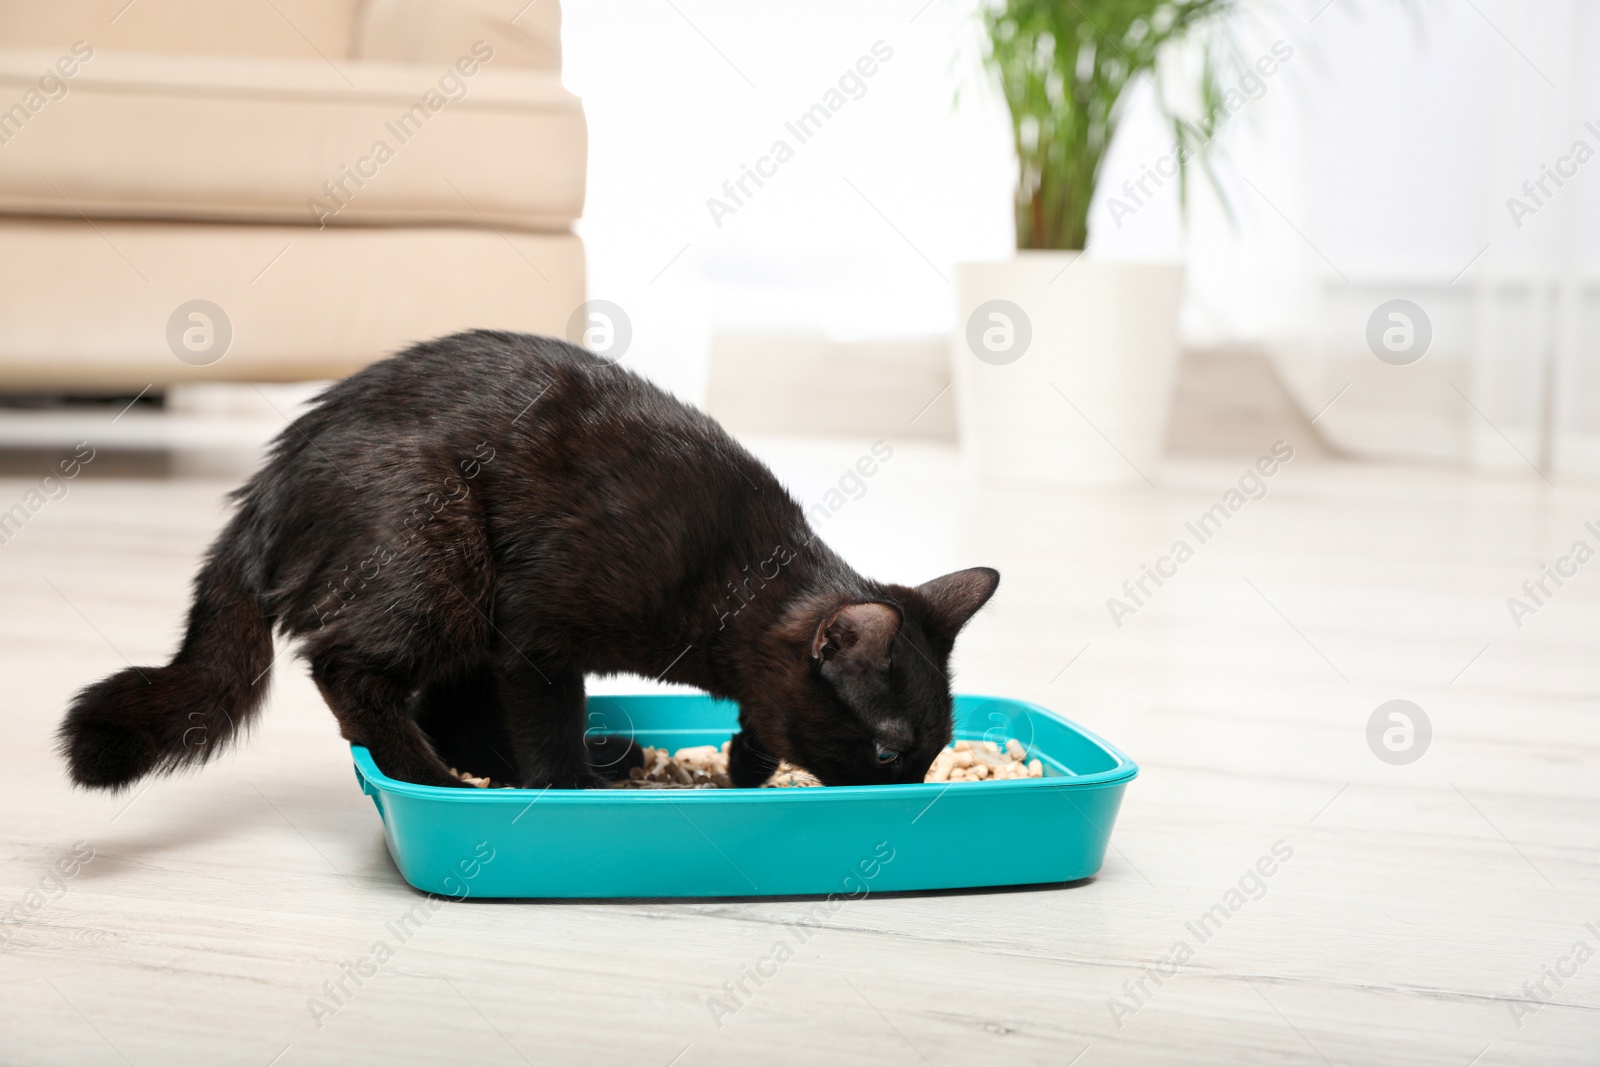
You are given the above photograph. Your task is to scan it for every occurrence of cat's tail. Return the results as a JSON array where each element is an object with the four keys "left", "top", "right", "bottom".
[{"left": 57, "top": 513, "right": 274, "bottom": 791}]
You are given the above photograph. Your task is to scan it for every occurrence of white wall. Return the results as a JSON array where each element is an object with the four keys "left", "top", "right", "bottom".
[
  {"left": 561, "top": 0, "right": 1013, "bottom": 400},
  {"left": 563, "top": 0, "right": 1600, "bottom": 474}
]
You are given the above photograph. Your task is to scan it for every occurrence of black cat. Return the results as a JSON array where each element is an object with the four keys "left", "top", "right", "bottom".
[{"left": 58, "top": 331, "right": 998, "bottom": 790}]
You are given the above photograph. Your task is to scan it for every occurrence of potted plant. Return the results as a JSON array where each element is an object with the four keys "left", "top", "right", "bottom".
[{"left": 954, "top": 0, "right": 1240, "bottom": 484}]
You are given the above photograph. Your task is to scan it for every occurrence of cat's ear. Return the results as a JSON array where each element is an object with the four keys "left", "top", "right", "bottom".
[
  {"left": 812, "top": 602, "right": 901, "bottom": 672},
  {"left": 915, "top": 567, "right": 999, "bottom": 643}
]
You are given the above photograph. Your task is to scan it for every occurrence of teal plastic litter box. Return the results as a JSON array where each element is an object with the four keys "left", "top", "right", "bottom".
[{"left": 351, "top": 693, "right": 1137, "bottom": 899}]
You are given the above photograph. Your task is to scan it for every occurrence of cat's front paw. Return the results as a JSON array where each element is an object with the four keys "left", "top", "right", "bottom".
[
  {"left": 727, "top": 731, "right": 779, "bottom": 789},
  {"left": 584, "top": 733, "right": 643, "bottom": 781}
]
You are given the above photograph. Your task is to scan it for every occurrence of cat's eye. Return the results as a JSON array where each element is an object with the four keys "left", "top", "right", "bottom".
[{"left": 875, "top": 744, "right": 899, "bottom": 764}]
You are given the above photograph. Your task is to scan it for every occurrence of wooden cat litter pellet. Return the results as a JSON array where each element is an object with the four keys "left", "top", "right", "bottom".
[
  {"left": 924, "top": 739, "right": 1045, "bottom": 783},
  {"left": 449, "top": 767, "right": 494, "bottom": 788},
  {"left": 612, "top": 741, "right": 813, "bottom": 789},
  {"left": 764, "top": 763, "right": 823, "bottom": 788},
  {"left": 616, "top": 742, "right": 735, "bottom": 789},
  {"left": 453, "top": 737, "right": 1041, "bottom": 789}
]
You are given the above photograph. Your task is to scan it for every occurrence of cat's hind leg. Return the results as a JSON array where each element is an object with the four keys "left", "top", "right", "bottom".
[
  {"left": 412, "top": 664, "right": 520, "bottom": 784},
  {"left": 494, "top": 660, "right": 602, "bottom": 789},
  {"left": 412, "top": 665, "right": 639, "bottom": 784},
  {"left": 312, "top": 656, "right": 464, "bottom": 787}
]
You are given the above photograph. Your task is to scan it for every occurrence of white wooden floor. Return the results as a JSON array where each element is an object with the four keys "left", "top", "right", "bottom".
[{"left": 1, "top": 437, "right": 1596, "bottom": 1065}]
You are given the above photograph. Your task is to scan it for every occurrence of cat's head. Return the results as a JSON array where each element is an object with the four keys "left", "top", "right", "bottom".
[{"left": 763, "top": 567, "right": 999, "bottom": 786}]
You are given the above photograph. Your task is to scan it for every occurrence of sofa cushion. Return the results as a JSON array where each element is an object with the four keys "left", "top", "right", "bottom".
[
  {"left": 0, "top": 0, "right": 563, "bottom": 69},
  {"left": 0, "top": 0, "right": 364, "bottom": 61},
  {"left": 0, "top": 46, "right": 585, "bottom": 229},
  {"left": 0, "top": 218, "right": 586, "bottom": 388}
]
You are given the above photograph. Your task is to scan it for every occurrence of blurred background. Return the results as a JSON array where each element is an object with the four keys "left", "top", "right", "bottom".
[
  {"left": 3, "top": 1, "right": 1597, "bottom": 1064},
  {"left": 2, "top": 0, "right": 1594, "bottom": 472}
]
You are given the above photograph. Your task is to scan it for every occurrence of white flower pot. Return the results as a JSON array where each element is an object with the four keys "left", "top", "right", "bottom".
[{"left": 951, "top": 253, "right": 1184, "bottom": 484}]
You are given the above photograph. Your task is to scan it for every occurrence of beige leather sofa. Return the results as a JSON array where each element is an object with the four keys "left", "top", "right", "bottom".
[{"left": 0, "top": 0, "right": 586, "bottom": 390}]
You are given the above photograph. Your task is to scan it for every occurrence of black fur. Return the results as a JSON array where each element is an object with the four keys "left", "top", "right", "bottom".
[{"left": 58, "top": 331, "right": 998, "bottom": 790}]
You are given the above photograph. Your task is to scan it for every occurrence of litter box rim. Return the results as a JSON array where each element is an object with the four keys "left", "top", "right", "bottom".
[{"left": 351, "top": 692, "right": 1138, "bottom": 803}]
